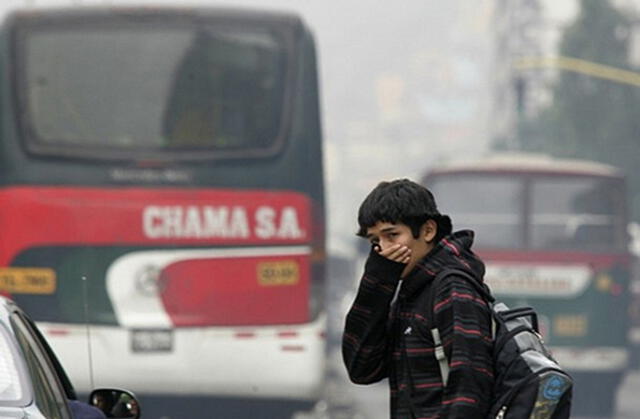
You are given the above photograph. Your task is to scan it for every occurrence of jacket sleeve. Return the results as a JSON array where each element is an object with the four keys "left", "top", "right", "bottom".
[
  {"left": 342, "top": 249, "right": 405, "bottom": 384},
  {"left": 434, "top": 275, "right": 494, "bottom": 418}
]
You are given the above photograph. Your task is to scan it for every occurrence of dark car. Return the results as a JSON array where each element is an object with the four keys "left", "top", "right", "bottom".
[{"left": 0, "top": 295, "right": 140, "bottom": 418}]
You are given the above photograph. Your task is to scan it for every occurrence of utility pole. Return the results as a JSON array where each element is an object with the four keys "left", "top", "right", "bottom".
[{"left": 491, "top": 0, "right": 545, "bottom": 149}]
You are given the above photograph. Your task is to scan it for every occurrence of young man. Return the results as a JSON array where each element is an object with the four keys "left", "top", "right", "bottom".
[{"left": 342, "top": 179, "right": 494, "bottom": 419}]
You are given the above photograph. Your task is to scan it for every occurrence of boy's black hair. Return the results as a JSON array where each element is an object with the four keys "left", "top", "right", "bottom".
[{"left": 357, "top": 179, "right": 452, "bottom": 242}]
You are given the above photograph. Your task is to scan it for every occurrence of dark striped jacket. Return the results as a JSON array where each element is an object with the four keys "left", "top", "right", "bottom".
[{"left": 343, "top": 231, "right": 494, "bottom": 419}]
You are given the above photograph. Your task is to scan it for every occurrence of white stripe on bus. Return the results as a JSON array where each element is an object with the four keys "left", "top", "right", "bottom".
[{"left": 550, "top": 346, "right": 629, "bottom": 371}]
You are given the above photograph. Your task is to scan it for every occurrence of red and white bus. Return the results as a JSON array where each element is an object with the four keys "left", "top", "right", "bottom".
[
  {"left": 422, "top": 153, "right": 632, "bottom": 417},
  {"left": 0, "top": 5, "right": 326, "bottom": 410}
]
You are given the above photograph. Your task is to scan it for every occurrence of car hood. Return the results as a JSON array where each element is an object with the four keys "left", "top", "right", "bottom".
[{"left": 0, "top": 405, "right": 45, "bottom": 418}]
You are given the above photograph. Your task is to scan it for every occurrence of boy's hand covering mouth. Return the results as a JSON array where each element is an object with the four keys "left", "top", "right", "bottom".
[{"left": 375, "top": 243, "right": 411, "bottom": 264}]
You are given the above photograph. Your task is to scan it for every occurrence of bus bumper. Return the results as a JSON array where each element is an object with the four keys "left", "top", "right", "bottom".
[{"left": 39, "top": 315, "right": 327, "bottom": 400}]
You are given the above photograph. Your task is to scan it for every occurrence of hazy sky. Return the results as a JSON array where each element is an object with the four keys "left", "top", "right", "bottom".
[{"left": 0, "top": 0, "right": 495, "bottom": 253}]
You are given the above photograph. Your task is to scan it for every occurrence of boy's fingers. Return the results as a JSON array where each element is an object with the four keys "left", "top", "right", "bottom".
[
  {"left": 396, "top": 250, "right": 411, "bottom": 263},
  {"left": 379, "top": 244, "right": 402, "bottom": 257},
  {"left": 381, "top": 245, "right": 411, "bottom": 262},
  {"left": 377, "top": 244, "right": 393, "bottom": 257}
]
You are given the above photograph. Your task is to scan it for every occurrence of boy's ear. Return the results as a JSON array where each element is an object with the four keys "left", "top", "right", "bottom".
[{"left": 422, "top": 219, "right": 438, "bottom": 243}]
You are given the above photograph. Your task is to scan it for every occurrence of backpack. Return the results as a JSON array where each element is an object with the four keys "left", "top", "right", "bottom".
[{"left": 425, "top": 268, "right": 573, "bottom": 419}]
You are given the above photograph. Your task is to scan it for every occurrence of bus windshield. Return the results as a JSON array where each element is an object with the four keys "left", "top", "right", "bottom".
[
  {"left": 429, "top": 173, "right": 626, "bottom": 251},
  {"left": 18, "top": 23, "right": 288, "bottom": 156},
  {"left": 530, "top": 176, "right": 624, "bottom": 251},
  {"left": 429, "top": 174, "right": 523, "bottom": 249}
]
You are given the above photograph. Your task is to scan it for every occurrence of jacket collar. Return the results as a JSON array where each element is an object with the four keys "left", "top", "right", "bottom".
[{"left": 398, "top": 230, "right": 484, "bottom": 299}]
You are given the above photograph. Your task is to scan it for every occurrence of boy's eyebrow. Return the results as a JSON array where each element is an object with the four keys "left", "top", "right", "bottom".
[{"left": 366, "top": 226, "right": 397, "bottom": 239}]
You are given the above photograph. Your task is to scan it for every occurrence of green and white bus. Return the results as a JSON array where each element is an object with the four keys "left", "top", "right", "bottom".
[
  {"left": 0, "top": 6, "right": 326, "bottom": 416},
  {"left": 423, "top": 153, "right": 632, "bottom": 417}
]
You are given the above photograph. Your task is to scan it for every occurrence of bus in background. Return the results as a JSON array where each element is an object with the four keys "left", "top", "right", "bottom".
[
  {"left": 0, "top": 6, "right": 325, "bottom": 416},
  {"left": 422, "top": 152, "right": 632, "bottom": 418}
]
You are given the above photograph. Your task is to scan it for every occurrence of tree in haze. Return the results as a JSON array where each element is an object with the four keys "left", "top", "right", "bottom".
[{"left": 506, "top": 0, "right": 640, "bottom": 220}]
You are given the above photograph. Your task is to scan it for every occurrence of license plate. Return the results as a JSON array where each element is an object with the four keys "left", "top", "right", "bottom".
[
  {"left": 257, "top": 260, "right": 299, "bottom": 286},
  {"left": 131, "top": 329, "right": 173, "bottom": 353},
  {"left": 0, "top": 268, "right": 56, "bottom": 294}
]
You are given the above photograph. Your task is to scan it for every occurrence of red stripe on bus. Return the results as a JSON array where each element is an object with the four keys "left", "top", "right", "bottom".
[
  {"left": 46, "top": 329, "right": 70, "bottom": 336},
  {"left": 280, "top": 345, "right": 305, "bottom": 352},
  {"left": 0, "top": 186, "right": 312, "bottom": 264},
  {"left": 160, "top": 256, "right": 309, "bottom": 326}
]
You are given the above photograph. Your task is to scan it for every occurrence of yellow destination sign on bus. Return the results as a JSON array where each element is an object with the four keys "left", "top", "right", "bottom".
[{"left": 0, "top": 268, "right": 56, "bottom": 294}]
